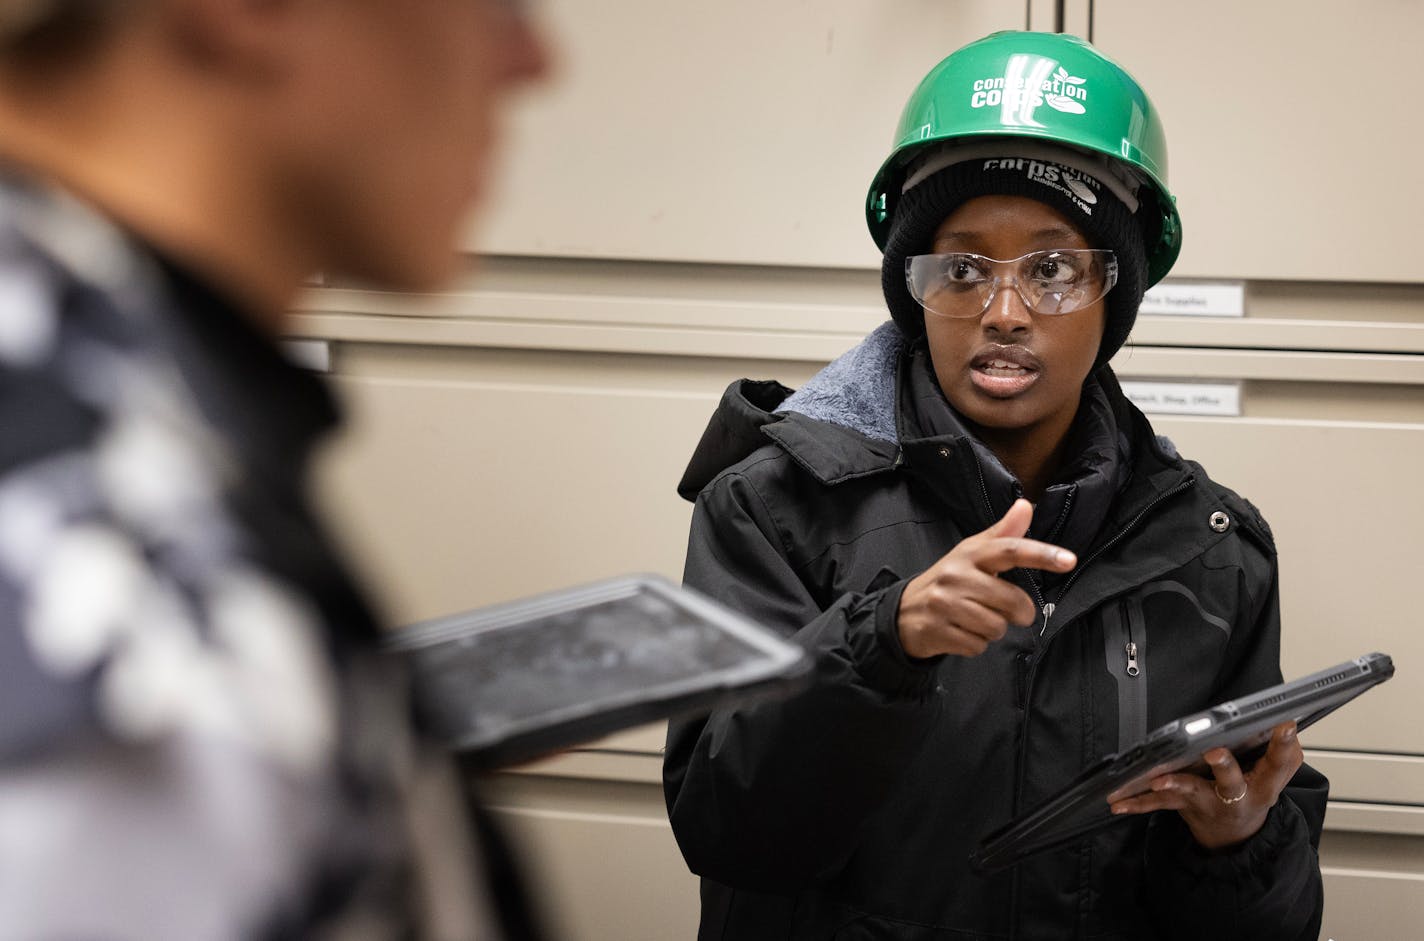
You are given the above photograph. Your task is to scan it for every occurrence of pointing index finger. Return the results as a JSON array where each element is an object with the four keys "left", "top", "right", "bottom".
[{"left": 976, "top": 537, "right": 1077, "bottom": 575}]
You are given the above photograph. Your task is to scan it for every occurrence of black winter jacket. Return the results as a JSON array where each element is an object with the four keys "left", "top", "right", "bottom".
[{"left": 663, "top": 325, "right": 1326, "bottom": 941}]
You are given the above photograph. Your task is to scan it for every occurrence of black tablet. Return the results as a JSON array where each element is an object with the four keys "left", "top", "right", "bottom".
[
  {"left": 388, "top": 574, "right": 811, "bottom": 770},
  {"left": 969, "top": 652, "right": 1395, "bottom": 874}
]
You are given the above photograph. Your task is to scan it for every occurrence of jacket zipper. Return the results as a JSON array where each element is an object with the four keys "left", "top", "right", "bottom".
[
  {"left": 1006, "top": 473, "right": 1194, "bottom": 939},
  {"left": 1043, "top": 486, "right": 1076, "bottom": 545},
  {"left": 1029, "top": 482, "right": 1076, "bottom": 636},
  {"left": 969, "top": 451, "right": 1059, "bottom": 631},
  {"left": 1115, "top": 599, "right": 1148, "bottom": 749},
  {"left": 970, "top": 448, "right": 1051, "bottom": 941},
  {"left": 970, "top": 448, "right": 996, "bottom": 532}
]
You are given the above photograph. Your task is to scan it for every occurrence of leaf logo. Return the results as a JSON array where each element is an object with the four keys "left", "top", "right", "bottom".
[
  {"left": 1046, "top": 95, "right": 1087, "bottom": 114},
  {"left": 1046, "top": 67, "right": 1088, "bottom": 113},
  {"left": 1064, "top": 176, "right": 1098, "bottom": 204}
]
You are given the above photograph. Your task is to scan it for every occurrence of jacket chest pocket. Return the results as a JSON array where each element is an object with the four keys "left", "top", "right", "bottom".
[
  {"left": 1100, "top": 579, "right": 1236, "bottom": 750},
  {"left": 1103, "top": 597, "right": 1147, "bottom": 751}
]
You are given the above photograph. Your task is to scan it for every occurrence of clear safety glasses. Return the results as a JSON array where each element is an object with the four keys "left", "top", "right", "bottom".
[{"left": 906, "top": 249, "right": 1118, "bottom": 318}]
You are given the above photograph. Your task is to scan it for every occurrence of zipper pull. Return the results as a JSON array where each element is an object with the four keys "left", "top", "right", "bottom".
[
  {"left": 1038, "top": 602, "right": 1056, "bottom": 637},
  {"left": 1125, "top": 642, "right": 1140, "bottom": 677}
]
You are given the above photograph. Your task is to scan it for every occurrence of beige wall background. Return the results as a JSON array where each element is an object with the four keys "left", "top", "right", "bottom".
[{"left": 292, "top": 2, "right": 1423, "bottom": 938}]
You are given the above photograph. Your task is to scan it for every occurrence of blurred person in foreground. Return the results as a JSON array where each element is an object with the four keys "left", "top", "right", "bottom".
[{"left": 0, "top": 0, "right": 549, "bottom": 938}]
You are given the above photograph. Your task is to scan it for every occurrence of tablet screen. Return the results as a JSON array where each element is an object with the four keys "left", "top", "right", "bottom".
[{"left": 392, "top": 575, "right": 807, "bottom": 757}]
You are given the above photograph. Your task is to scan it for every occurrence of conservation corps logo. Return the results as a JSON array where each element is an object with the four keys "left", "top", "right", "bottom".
[
  {"left": 969, "top": 56, "right": 1089, "bottom": 124},
  {"left": 982, "top": 157, "right": 1102, "bottom": 216}
]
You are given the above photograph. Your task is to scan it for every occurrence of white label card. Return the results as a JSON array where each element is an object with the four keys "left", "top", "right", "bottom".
[
  {"left": 1118, "top": 380, "right": 1242, "bottom": 417},
  {"left": 1139, "top": 281, "right": 1245, "bottom": 317}
]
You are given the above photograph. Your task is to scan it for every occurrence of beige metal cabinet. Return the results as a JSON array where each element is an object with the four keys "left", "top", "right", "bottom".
[
  {"left": 476, "top": 0, "right": 1025, "bottom": 268},
  {"left": 481, "top": 775, "right": 697, "bottom": 941},
  {"left": 1092, "top": 0, "right": 1424, "bottom": 282},
  {"left": 484, "top": 0, "right": 1424, "bottom": 283},
  {"left": 314, "top": 344, "right": 819, "bottom": 622}
]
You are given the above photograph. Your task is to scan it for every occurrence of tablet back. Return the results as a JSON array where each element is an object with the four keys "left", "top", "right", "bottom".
[
  {"left": 970, "top": 652, "right": 1395, "bottom": 874},
  {"left": 389, "top": 574, "right": 810, "bottom": 769}
]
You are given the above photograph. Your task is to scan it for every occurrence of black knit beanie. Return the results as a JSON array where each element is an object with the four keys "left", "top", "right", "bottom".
[{"left": 881, "top": 148, "right": 1152, "bottom": 369}]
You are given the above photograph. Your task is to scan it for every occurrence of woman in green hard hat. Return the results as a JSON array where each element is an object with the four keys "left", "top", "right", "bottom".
[{"left": 664, "top": 30, "right": 1326, "bottom": 940}]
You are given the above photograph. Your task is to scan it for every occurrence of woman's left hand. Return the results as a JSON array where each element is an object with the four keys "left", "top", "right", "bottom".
[{"left": 1108, "top": 721, "right": 1303, "bottom": 851}]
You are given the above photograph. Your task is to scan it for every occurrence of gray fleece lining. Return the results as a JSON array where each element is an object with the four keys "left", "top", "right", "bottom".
[
  {"left": 775, "top": 321, "right": 904, "bottom": 444},
  {"left": 777, "top": 321, "right": 1179, "bottom": 467}
]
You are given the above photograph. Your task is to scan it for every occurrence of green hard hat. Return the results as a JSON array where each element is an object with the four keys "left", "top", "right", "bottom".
[{"left": 866, "top": 31, "right": 1181, "bottom": 286}]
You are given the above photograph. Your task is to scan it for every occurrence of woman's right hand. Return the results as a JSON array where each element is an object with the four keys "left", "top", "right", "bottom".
[{"left": 896, "top": 498, "right": 1076, "bottom": 659}]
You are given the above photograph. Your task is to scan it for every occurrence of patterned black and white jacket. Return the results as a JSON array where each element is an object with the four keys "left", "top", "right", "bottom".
[{"left": 0, "top": 173, "right": 536, "bottom": 940}]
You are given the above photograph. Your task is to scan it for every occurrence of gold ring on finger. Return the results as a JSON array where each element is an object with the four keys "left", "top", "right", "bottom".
[{"left": 1214, "top": 782, "right": 1248, "bottom": 805}]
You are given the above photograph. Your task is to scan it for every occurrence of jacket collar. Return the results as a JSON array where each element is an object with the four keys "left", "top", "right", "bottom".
[
  {"left": 678, "top": 321, "right": 1188, "bottom": 547},
  {"left": 762, "top": 412, "right": 901, "bottom": 486},
  {"left": 775, "top": 321, "right": 902, "bottom": 443},
  {"left": 676, "top": 376, "right": 899, "bottom": 499},
  {"left": 895, "top": 343, "right": 1131, "bottom": 556}
]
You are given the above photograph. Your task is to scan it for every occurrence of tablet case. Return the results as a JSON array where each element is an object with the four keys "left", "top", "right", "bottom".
[
  {"left": 389, "top": 574, "right": 811, "bottom": 769},
  {"left": 970, "top": 651, "right": 1395, "bottom": 874}
]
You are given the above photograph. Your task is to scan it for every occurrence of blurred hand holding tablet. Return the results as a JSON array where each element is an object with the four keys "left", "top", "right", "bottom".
[
  {"left": 388, "top": 575, "right": 810, "bottom": 770},
  {"left": 970, "top": 652, "right": 1395, "bottom": 874}
]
